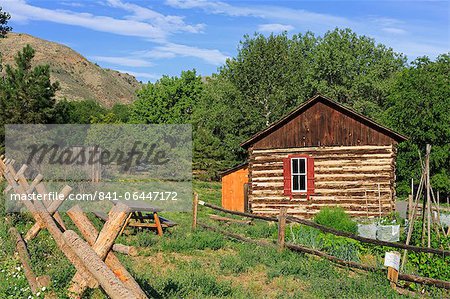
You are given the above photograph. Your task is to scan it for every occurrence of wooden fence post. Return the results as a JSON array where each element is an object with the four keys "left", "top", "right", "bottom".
[
  {"left": 63, "top": 230, "right": 137, "bottom": 299},
  {"left": 9, "top": 227, "right": 39, "bottom": 294},
  {"left": 68, "top": 203, "right": 131, "bottom": 296},
  {"left": 25, "top": 184, "right": 72, "bottom": 241},
  {"left": 192, "top": 193, "right": 199, "bottom": 230},
  {"left": 277, "top": 207, "right": 287, "bottom": 250},
  {"left": 66, "top": 205, "right": 148, "bottom": 299},
  {"left": 385, "top": 251, "right": 400, "bottom": 290},
  {"left": 244, "top": 183, "right": 249, "bottom": 212}
]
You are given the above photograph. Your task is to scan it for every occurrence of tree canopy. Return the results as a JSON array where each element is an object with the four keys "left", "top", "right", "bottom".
[
  {"left": 383, "top": 54, "right": 450, "bottom": 193},
  {"left": 0, "top": 7, "right": 12, "bottom": 37},
  {"left": 130, "top": 70, "right": 203, "bottom": 124},
  {"left": 0, "top": 45, "right": 59, "bottom": 151}
]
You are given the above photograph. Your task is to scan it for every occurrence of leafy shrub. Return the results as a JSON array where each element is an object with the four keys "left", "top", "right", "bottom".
[
  {"left": 314, "top": 207, "right": 357, "bottom": 234},
  {"left": 289, "top": 225, "right": 322, "bottom": 249},
  {"left": 404, "top": 221, "right": 450, "bottom": 281},
  {"left": 379, "top": 211, "right": 404, "bottom": 225},
  {"left": 320, "top": 235, "right": 361, "bottom": 262}
]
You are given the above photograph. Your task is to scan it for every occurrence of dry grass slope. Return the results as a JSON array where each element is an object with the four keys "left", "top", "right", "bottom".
[{"left": 0, "top": 33, "right": 142, "bottom": 107}]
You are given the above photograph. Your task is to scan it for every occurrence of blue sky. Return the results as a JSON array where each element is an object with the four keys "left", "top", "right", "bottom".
[{"left": 3, "top": 0, "right": 449, "bottom": 82}]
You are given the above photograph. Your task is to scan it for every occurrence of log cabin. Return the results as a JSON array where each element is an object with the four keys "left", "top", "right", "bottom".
[{"left": 221, "top": 94, "right": 407, "bottom": 218}]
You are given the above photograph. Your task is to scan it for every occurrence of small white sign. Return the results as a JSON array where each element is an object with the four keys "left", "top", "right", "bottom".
[{"left": 384, "top": 251, "right": 400, "bottom": 271}]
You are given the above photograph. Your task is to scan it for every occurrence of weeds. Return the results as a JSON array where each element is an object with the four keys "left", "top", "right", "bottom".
[{"left": 314, "top": 207, "right": 358, "bottom": 234}]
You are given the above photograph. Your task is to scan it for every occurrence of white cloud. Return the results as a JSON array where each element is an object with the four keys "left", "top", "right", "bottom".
[
  {"left": 165, "top": 0, "right": 352, "bottom": 28},
  {"left": 134, "top": 50, "right": 177, "bottom": 59},
  {"left": 3, "top": 0, "right": 203, "bottom": 42},
  {"left": 105, "top": 0, "right": 204, "bottom": 33},
  {"left": 165, "top": 0, "right": 254, "bottom": 16},
  {"left": 60, "top": 2, "right": 85, "bottom": 8},
  {"left": 382, "top": 27, "right": 407, "bottom": 35},
  {"left": 258, "top": 23, "right": 294, "bottom": 33},
  {"left": 381, "top": 40, "right": 449, "bottom": 59},
  {"left": 370, "top": 17, "right": 407, "bottom": 35},
  {"left": 140, "top": 43, "right": 228, "bottom": 65},
  {"left": 3, "top": 0, "right": 227, "bottom": 67},
  {"left": 91, "top": 56, "right": 154, "bottom": 67}
]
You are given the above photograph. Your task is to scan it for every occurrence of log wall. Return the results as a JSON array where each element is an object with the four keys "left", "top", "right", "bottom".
[{"left": 248, "top": 145, "right": 397, "bottom": 218}]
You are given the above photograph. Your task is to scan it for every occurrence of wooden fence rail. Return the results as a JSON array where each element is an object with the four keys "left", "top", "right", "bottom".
[
  {"left": 197, "top": 200, "right": 450, "bottom": 257},
  {"left": 198, "top": 223, "right": 450, "bottom": 290},
  {"left": 0, "top": 158, "right": 148, "bottom": 299}
]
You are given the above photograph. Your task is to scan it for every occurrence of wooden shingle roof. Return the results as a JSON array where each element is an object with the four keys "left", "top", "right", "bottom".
[{"left": 241, "top": 94, "right": 407, "bottom": 149}]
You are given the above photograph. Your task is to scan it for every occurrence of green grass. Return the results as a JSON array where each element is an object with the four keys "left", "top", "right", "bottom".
[{"left": 0, "top": 180, "right": 448, "bottom": 298}]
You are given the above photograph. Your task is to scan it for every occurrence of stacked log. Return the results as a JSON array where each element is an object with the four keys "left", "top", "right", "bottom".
[{"left": 248, "top": 145, "right": 396, "bottom": 218}]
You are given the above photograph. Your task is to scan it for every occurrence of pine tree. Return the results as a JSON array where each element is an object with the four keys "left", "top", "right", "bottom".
[
  {"left": 0, "top": 45, "right": 59, "bottom": 150},
  {"left": 0, "top": 7, "right": 12, "bottom": 37}
]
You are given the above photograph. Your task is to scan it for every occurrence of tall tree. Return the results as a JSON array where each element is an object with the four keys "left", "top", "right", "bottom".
[
  {"left": 194, "top": 28, "right": 407, "bottom": 178},
  {"left": 192, "top": 75, "right": 247, "bottom": 179},
  {"left": 383, "top": 54, "right": 450, "bottom": 194},
  {"left": 0, "top": 45, "right": 59, "bottom": 149},
  {"left": 54, "top": 99, "right": 107, "bottom": 124},
  {"left": 130, "top": 70, "right": 203, "bottom": 124},
  {"left": 309, "top": 28, "right": 406, "bottom": 116},
  {"left": 221, "top": 32, "right": 318, "bottom": 128},
  {"left": 220, "top": 28, "right": 405, "bottom": 133},
  {"left": 0, "top": 7, "right": 12, "bottom": 37}
]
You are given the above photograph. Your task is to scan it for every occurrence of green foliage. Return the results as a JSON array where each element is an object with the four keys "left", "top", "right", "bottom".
[
  {"left": 130, "top": 70, "right": 203, "bottom": 124},
  {"left": 54, "top": 99, "right": 107, "bottom": 124},
  {"left": 403, "top": 221, "right": 450, "bottom": 281},
  {"left": 308, "top": 28, "right": 405, "bottom": 111},
  {"left": 379, "top": 211, "right": 405, "bottom": 225},
  {"left": 0, "top": 45, "right": 59, "bottom": 150},
  {"left": 151, "top": 261, "right": 235, "bottom": 298},
  {"left": 90, "top": 103, "right": 132, "bottom": 124},
  {"left": 222, "top": 28, "right": 405, "bottom": 126},
  {"left": 192, "top": 76, "right": 248, "bottom": 179},
  {"left": 0, "top": 7, "right": 12, "bottom": 37},
  {"left": 290, "top": 225, "right": 362, "bottom": 262},
  {"left": 314, "top": 207, "right": 358, "bottom": 234},
  {"left": 383, "top": 54, "right": 450, "bottom": 195},
  {"left": 219, "top": 254, "right": 248, "bottom": 274},
  {"left": 1, "top": 180, "right": 440, "bottom": 298}
]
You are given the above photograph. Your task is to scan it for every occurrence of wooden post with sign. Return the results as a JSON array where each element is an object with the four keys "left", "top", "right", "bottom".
[{"left": 385, "top": 251, "right": 400, "bottom": 290}]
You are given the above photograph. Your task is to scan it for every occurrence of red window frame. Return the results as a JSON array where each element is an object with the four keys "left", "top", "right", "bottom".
[{"left": 283, "top": 154, "right": 315, "bottom": 199}]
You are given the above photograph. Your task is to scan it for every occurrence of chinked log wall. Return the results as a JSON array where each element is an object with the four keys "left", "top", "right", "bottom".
[{"left": 248, "top": 145, "right": 396, "bottom": 218}]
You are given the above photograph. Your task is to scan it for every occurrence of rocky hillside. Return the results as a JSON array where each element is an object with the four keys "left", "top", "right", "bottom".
[{"left": 0, "top": 33, "right": 141, "bottom": 107}]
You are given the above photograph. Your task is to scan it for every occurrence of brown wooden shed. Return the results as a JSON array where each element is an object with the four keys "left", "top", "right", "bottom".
[{"left": 232, "top": 94, "right": 407, "bottom": 218}]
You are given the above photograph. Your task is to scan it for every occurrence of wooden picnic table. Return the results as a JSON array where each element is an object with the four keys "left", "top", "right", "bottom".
[{"left": 95, "top": 201, "right": 176, "bottom": 236}]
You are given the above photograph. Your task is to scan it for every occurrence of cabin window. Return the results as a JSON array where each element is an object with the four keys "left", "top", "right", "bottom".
[
  {"left": 291, "top": 158, "right": 307, "bottom": 192},
  {"left": 283, "top": 155, "right": 315, "bottom": 198}
]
